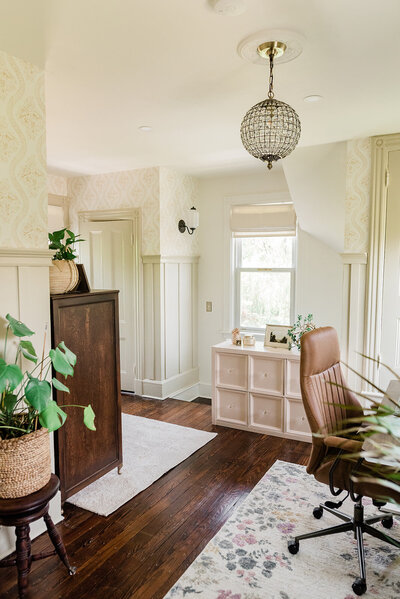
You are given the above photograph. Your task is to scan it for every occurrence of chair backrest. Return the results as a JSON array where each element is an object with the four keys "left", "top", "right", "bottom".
[{"left": 300, "top": 326, "right": 363, "bottom": 472}]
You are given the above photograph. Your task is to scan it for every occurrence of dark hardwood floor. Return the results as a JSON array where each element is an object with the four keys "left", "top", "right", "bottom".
[{"left": 0, "top": 396, "right": 311, "bottom": 599}]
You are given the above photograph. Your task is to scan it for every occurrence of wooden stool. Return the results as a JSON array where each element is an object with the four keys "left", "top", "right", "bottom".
[{"left": 0, "top": 474, "right": 76, "bottom": 598}]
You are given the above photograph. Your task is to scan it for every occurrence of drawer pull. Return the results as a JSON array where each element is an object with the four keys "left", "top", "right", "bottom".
[
  {"left": 227, "top": 368, "right": 233, "bottom": 374},
  {"left": 263, "top": 372, "right": 268, "bottom": 378},
  {"left": 228, "top": 404, "right": 232, "bottom": 408},
  {"left": 263, "top": 410, "right": 269, "bottom": 415}
]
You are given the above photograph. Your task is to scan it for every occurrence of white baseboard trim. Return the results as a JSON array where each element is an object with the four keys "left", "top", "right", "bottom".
[
  {"left": 171, "top": 383, "right": 200, "bottom": 402},
  {"left": 139, "top": 368, "right": 200, "bottom": 400},
  {"left": 199, "top": 382, "right": 212, "bottom": 399}
]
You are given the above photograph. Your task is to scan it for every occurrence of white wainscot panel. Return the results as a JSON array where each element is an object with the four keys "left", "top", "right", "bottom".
[
  {"left": 216, "top": 352, "right": 247, "bottom": 390},
  {"left": 216, "top": 388, "right": 247, "bottom": 425},
  {"left": 249, "top": 393, "right": 283, "bottom": 433},
  {"left": 249, "top": 356, "right": 284, "bottom": 396},
  {"left": 179, "top": 262, "right": 193, "bottom": 373},
  {"left": 143, "top": 262, "right": 155, "bottom": 380},
  {"left": 164, "top": 263, "right": 180, "bottom": 379}
]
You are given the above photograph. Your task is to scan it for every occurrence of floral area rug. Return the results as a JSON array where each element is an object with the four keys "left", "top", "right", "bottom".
[{"left": 164, "top": 460, "right": 400, "bottom": 599}]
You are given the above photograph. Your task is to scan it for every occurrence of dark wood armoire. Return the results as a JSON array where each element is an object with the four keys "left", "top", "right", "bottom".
[{"left": 50, "top": 290, "right": 122, "bottom": 501}]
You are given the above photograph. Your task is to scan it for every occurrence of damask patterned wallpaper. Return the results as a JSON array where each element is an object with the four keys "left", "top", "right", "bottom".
[
  {"left": 67, "top": 167, "right": 199, "bottom": 256},
  {"left": 48, "top": 173, "right": 67, "bottom": 196},
  {"left": 67, "top": 167, "right": 160, "bottom": 255},
  {"left": 0, "top": 51, "right": 47, "bottom": 249},
  {"left": 160, "top": 167, "right": 199, "bottom": 256},
  {"left": 345, "top": 137, "right": 371, "bottom": 253}
]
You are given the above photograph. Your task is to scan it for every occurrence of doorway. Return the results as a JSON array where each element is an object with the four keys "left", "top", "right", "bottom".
[
  {"left": 79, "top": 210, "right": 140, "bottom": 392},
  {"left": 380, "top": 149, "right": 400, "bottom": 389}
]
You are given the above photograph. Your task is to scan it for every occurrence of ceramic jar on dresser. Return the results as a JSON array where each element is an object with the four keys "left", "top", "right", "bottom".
[{"left": 212, "top": 341, "right": 311, "bottom": 442}]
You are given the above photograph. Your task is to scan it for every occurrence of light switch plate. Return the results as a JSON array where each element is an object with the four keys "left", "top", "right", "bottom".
[{"left": 206, "top": 301, "right": 213, "bottom": 312}]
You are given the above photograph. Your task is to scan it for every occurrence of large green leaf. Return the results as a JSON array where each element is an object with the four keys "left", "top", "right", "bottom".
[
  {"left": 0, "top": 363, "right": 23, "bottom": 392},
  {"left": 4, "top": 393, "right": 18, "bottom": 414},
  {"left": 25, "top": 378, "right": 51, "bottom": 412},
  {"left": 5, "top": 314, "right": 34, "bottom": 337},
  {"left": 39, "top": 400, "right": 67, "bottom": 432},
  {"left": 58, "top": 341, "right": 77, "bottom": 367},
  {"left": 52, "top": 377, "right": 70, "bottom": 393},
  {"left": 49, "top": 347, "right": 74, "bottom": 377},
  {"left": 83, "top": 404, "right": 96, "bottom": 431},
  {"left": 49, "top": 228, "right": 66, "bottom": 242},
  {"left": 19, "top": 340, "right": 37, "bottom": 364}
]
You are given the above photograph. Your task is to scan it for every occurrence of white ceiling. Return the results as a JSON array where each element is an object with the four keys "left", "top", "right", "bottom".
[{"left": 2, "top": 0, "right": 400, "bottom": 176}]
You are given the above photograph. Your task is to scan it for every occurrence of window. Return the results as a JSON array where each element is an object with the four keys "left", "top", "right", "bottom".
[{"left": 234, "top": 235, "right": 296, "bottom": 331}]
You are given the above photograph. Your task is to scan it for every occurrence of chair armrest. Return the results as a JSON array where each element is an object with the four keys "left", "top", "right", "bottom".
[{"left": 323, "top": 436, "right": 363, "bottom": 453}]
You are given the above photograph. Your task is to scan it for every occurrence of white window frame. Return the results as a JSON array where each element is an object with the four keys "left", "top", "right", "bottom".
[
  {"left": 234, "top": 235, "right": 296, "bottom": 334},
  {"left": 222, "top": 192, "right": 295, "bottom": 341}
]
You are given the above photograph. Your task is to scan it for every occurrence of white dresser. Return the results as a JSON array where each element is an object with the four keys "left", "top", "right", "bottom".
[{"left": 212, "top": 341, "right": 311, "bottom": 442}]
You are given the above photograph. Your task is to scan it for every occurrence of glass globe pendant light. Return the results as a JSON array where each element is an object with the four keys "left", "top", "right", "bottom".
[{"left": 240, "top": 41, "right": 301, "bottom": 170}]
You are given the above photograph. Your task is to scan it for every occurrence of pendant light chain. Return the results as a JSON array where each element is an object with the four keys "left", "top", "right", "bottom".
[
  {"left": 268, "top": 52, "right": 274, "bottom": 99},
  {"left": 240, "top": 40, "right": 301, "bottom": 170}
]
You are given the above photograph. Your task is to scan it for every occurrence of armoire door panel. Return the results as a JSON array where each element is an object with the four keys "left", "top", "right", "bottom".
[{"left": 51, "top": 291, "right": 122, "bottom": 501}]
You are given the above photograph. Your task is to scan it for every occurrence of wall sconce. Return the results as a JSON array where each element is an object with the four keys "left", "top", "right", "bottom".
[{"left": 178, "top": 207, "right": 199, "bottom": 235}]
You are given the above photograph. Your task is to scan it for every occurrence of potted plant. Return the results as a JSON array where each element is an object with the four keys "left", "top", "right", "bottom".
[
  {"left": 288, "top": 314, "right": 316, "bottom": 350},
  {"left": 0, "top": 314, "right": 95, "bottom": 499},
  {"left": 48, "top": 228, "right": 84, "bottom": 294}
]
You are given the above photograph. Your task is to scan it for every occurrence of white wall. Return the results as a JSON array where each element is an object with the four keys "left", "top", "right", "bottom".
[
  {"left": 296, "top": 229, "right": 343, "bottom": 330},
  {"left": 283, "top": 142, "right": 347, "bottom": 253},
  {"left": 197, "top": 166, "right": 345, "bottom": 394}
]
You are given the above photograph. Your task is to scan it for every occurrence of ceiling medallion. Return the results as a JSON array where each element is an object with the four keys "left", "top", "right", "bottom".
[{"left": 240, "top": 40, "right": 301, "bottom": 170}]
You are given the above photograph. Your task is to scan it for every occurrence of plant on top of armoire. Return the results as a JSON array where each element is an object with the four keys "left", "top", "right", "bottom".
[
  {"left": 0, "top": 313, "right": 95, "bottom": 499},
  {"left": 48, "top": 228, "right": 85, "bottom": 294}
]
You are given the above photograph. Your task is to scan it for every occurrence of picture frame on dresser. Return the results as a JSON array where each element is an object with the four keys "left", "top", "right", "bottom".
[{"left": 264, "top": 324, "right": 290, "bottom": 348}]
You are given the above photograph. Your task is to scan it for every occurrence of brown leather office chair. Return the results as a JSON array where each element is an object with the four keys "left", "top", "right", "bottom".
[{"left": 287, "top": 326, "right": 400, "bottom": 596}]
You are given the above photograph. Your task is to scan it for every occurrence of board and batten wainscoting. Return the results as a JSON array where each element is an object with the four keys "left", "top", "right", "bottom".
[
  {"left": 140, "top": 256, "right": 199, "bottom": 399},
  {"left": 212, "top": 341, "right": 311, "bottom": 442},
  {"left": 0, "top": 248, "right": 63, "bottom": 559}
]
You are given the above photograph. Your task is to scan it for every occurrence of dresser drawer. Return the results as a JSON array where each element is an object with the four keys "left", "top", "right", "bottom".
[
  {"left": 216, "top": 352, "right": 247, "bottom": 390},
  {"left": 215, "top": 388, "right": 247, "bottom": 425},
  {"left": 286, "top": 398, "right": 310, "bottom": 436},
  {"left": 249, "top": 393, "right": 283, "bottom": 433},
  {"left": 249, "top": 356, "right": 284, "bottom": 396},
  {"left": 286, "top": 360, "right": 301, "bottom": 398}
]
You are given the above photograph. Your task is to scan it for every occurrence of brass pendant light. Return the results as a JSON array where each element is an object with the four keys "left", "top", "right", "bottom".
[{"left": 240, "top": 41, "right": 301, "bottom": 170}]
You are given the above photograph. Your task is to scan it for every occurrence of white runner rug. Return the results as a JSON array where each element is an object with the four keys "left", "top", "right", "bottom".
[{"left": 67, "top": 413, "right": 217, "bottom": 516}]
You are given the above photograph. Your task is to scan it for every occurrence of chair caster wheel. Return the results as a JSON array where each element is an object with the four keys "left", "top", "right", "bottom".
[
  {"left": 69, "top": 566, "right": 77, "bottom": 576},
  {"left": 313, "top": 507, "right": 323, "bottom": 519},
  {"left": 288, "top": 540, "right": 299, "bottom": 555},
  {"left": 382, "top": 515, "right": 394, "bottom": 529},
  {"left": 352, "top": 578, "right": 367, "bottom": 596}
]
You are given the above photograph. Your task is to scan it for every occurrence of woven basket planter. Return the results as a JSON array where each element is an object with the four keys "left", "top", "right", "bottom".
[
  {"left": 0, "top": 428, "right": 52, "bottom": 499},
  {"left": 49, "top": 259, "right": 79, "bottom": 294}
]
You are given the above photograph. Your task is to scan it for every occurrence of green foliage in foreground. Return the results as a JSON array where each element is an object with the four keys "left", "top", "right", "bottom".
[{"left": 0, "top": 314, "right": 95, "bottom": 440}]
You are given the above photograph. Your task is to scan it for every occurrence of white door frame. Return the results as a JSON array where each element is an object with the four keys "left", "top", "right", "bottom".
[
  {"left": 78, "top": 208, "right": 143, "bottom": 393},
  {"left": 365, "top": 133, "right": 400, "bottom": 385}
]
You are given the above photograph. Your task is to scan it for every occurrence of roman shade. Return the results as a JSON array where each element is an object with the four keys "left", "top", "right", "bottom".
[{"left": 230, "top": 203, "right": 296, "bottom": 237}]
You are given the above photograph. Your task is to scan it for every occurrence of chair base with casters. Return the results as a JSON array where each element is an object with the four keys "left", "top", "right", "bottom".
[
  {"left": 288, "top": 496, "right": 399, "bottom": 596},
  {"left": 0, "top": 474, "right": 76, "bottom": 599}
]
